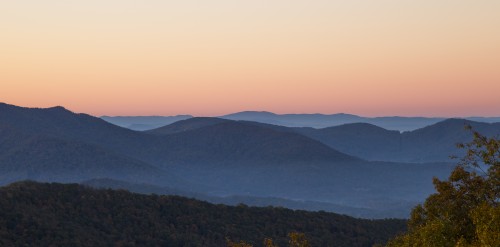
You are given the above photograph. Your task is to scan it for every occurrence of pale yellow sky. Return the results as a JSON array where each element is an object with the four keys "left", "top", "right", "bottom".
[{"left": 1, "top": 1, "right": 499, "bottom": 116}]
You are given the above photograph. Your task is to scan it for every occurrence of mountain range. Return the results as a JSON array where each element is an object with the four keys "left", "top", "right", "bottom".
[
  {"left": 102, "top": 111, "right": 500, "bottom": 131},
  {"left": 147, "top": 116, "right": 500, "bottom": 163},
  {"left": 2, "top": 102, "right": 499, "bottom": 218}
]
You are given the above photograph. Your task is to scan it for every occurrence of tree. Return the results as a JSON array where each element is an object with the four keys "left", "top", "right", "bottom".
[
  {"left": 226, "top": 232, "right": 310, "bottom": 247},
  {"left": 288, "top": 232, "right": 311, "bottom": 247},
  {"left": 264, "top": 238, "right": 279, "bottom": 247},
  {"left": 226, "top": 238, "right": 253, "bottom": 247},
  {"left": 387, "top": 129, "right": 499, "bottom": 247}
]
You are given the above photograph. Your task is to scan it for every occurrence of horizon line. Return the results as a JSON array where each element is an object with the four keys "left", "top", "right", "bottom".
[{"left": 3, "top": 102, "right": 500, "bottom": 119}]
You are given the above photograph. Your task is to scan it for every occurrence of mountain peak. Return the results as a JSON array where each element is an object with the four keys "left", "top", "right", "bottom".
[
  {"left": 324, "top": 122, "right": 391, "bottom": 131},
  {"left": 0, "top": 103, "right": 70, "bottom": 113},
  {"left": 222, "top": 111, "right": 277, "bottom": 117},
  {"left": 46, "top": 106, "right": 70, "bottom": 112},
  {"left": 147, "top": 117, "right": 229, "bottom": 135}
]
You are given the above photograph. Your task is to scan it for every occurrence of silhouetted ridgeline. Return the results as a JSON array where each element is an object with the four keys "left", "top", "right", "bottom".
[{"left": 0, "top": 181, "right": 406, "bottom": 247}]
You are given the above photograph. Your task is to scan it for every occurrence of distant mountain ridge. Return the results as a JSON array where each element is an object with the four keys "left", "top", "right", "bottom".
[
  {"left": 147, "top": 116, "right": 500, "bottom": 163},
  {"left": 101, "top": 110, "right": 500, "bottom": 131},
  {"left": 221, "top": 111, "right": 500, "bottom": 131},
  {"left": 294, "top": 119, "right": 500, "bottom": 163}
]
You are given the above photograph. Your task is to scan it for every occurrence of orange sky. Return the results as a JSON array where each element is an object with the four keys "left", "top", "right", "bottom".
[{"left": 1, "top": 1, "right": 499, "bottom": 117}]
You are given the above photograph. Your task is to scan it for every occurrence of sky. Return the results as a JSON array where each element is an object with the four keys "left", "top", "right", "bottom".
[{"left": 1, "top": 1, "right": 499, "bottom": 117}]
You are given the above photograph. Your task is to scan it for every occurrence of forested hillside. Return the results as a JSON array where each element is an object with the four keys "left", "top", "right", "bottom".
[{"left": 0, "top": 181, "right": 406, "bottom": 247}]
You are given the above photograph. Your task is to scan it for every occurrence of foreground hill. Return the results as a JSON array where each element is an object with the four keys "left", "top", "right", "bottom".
[{"left": 0, "top": 181, "right": 406, "bottom": 247}]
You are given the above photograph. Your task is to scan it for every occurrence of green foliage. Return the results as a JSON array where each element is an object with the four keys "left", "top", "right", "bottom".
[
  {"left": 386, "top": 129, "right": 499, "bottom": 247},
  {"left": 470, "top": 202, "right": 500, "bottom": 247}
]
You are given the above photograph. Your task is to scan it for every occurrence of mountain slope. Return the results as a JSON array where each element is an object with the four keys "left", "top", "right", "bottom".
[
  {"left": 295, "top": 119, "right": 500, "bottom": 162},
  {"left": 154, "top": 120, "right": 359, "bottom": 166},
  {"left": 152, "top": 117, "right": 500, "bottom": 163},
  {"left": 0, "top": 103, "right": 155, "bottom": 155},
  {"left": 294, "top": 123, "right": 402, "bottom": 161},
  {"left": 400, "top": 118, "right": 500, "bottom": 162},
  {"left": 0, "top": 124, "right": 183, "bottom": 187}
]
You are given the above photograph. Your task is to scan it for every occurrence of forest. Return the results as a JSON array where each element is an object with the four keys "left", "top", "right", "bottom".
[{"left": 0, "top": 181, "right": 405, "bottom": 247}]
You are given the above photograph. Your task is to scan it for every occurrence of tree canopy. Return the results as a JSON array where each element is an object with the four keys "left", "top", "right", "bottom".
[
  {"left": 0, "top": 181, "right": 405, "bottom": 247},
  {"left": 386, "top": 129, "right": 499, "bottom": 246}
]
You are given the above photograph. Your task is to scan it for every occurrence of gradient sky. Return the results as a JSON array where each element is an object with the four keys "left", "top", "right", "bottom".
[{"left": 1, "top": 1, "right": 499, "bottom": 117}]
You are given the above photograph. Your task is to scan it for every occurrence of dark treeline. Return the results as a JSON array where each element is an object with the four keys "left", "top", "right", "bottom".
[{"left": 0, "top": 181, "right": 405, "bottom": 247}]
